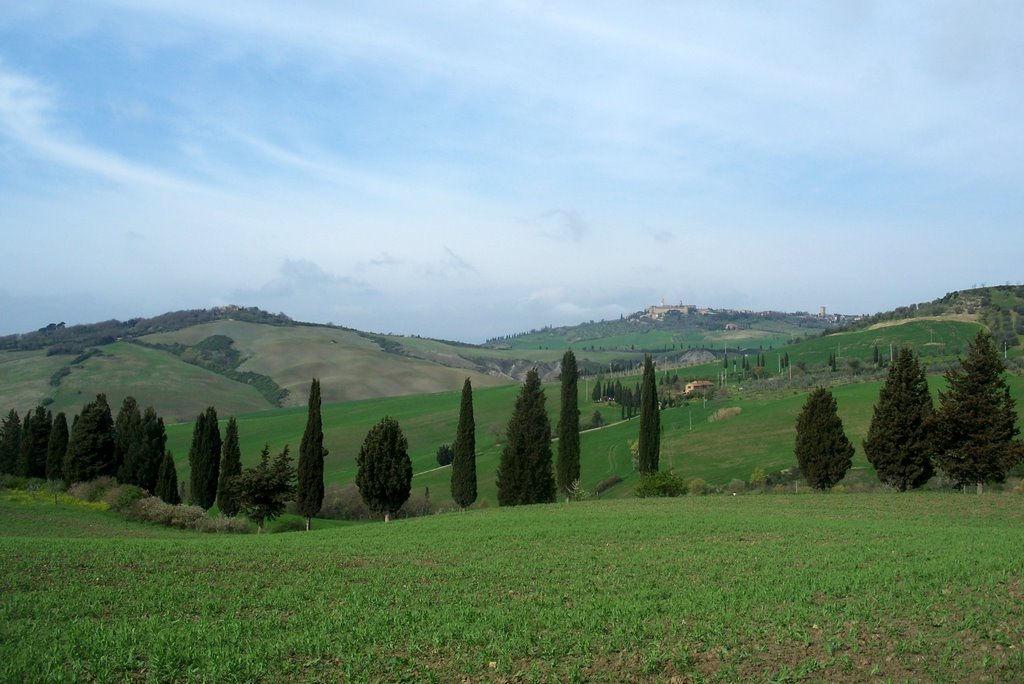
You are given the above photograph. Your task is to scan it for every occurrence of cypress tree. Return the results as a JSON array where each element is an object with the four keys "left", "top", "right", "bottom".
[
  {"left": 65, "top": 394, "right": 115, "bottom": 484},
  {"left": 863, "top": 347, "right": 935, "bottom": 490},
  {"left": 451, "top": 377, "right": 477, "bottom": 509},
  {"left": 356, "top": 416, "right": 412, "bottom": 522},
  {"left": 119, "top": 406, "right": 166, "bottom": 492},
  {"left": 496, "top": 369, "right": 555, "bottom": 506},
  {"left": 933, "top": 330, "right": 1024, "bottom": 492},
  {"left": 556, "top": 350, "right": 581, "bottom": 501},
  {"left": 217, "top": 417, "right": 243, "bottom": 517},
  {"left": 113, "top": 396, "right": 142, "bottom": 480},
  {"left": 0, "top": 409, "right": 21, "bottom": 475},
  {"left": 637, "top": 355, "right": 661, "bottom": 474},
  {"left": 138, "top": 408, "right": 167, "bottom": 493},
  {"left": 794, "top": 387, "right": 854, "bottom": 490},
  {"left": 46, "top": 412, "right": 69, "bottom": 482},
  {"left": 188, "top": 406, "right": 222, "bottom": 509},
  {"left": 155, "top": 450, "right": 181, "bottom": 505},
  {"left": 18, "top": 406, "right": 51, "bottom": 478},
  {"left": 296, "top": 379, "right": 327, "bottom": 530}
]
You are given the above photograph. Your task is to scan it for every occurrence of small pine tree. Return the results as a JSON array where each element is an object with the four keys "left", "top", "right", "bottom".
[
  {"left": 451, "top": 378, "right": 477, "bottom": 509},
  {"left": 556, "top": 350, "right": 581, "bottom": 501},
  {"left": 188, "top": 406, "right": 222, "bottom": 510},
  {"left": 217, "top": 417, "right": 243, "bottom": 517},
  {"left": 637, "top": 355, "right": 661, "bottom": 474},
  {"left": 794, "top": 387, "right": 854, "bottom": 490},
  {"left": 155, "top": 451, "right": 181, "bottom": 505},
  {"left": 234, "top": 444, "right": 296, "bottom": 532},
  {"left": 46, "top": 412, "right": 69, "bottom": 482},
  {"left": 933, "top": 330, "right": 1024, "bottom": 491},
  {"left": 296, "top": 379, "right": 327, "bottom": 530},
  {"left": 356, "top": 417, "right": 413, "bottom": 522},
  {"left": 497, "top": 369, "right": 555, "bottom": 506},
  {"left": 65, "top": 394, "right": 115, "bottom": 485},
  {"left": 863, "top": 347, "right": 934, "bottom": 490}
]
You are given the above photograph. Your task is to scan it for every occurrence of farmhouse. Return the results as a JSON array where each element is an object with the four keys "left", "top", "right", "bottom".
[{"left": 685, "top": 380, "right": 714, "bottom": 395}]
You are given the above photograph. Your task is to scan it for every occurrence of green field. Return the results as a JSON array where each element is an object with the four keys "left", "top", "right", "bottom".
[{"left": 3, "top": 490, "right": 1024, "bottom": 681}]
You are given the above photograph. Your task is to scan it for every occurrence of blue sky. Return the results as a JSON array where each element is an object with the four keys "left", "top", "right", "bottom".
[{"left": 1, "top": 1, "right": 1021, "bottom": 342}]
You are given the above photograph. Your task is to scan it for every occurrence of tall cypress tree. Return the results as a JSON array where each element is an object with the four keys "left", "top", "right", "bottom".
[
  {"left": 556, "top": 350, "right": 580, "bottom": 500},
  {"left": 217, "top": 417, "right": 243, "bottom": 517},
  {"left": 863, "top": 347, "right": 934, "bottom": 490},
  {"left": 497, "top": 368, "right": 555, "bottom": 506},
  {"left": 296, "top": 379, "right": 327, "bottom": 530},
  {"left": 65, "top": 394, "right": 115, "bottom": 484},
  {"left": 113, "top": 397, "right": 142, "bottom": 480},
  {"left": 451, "top": 377, "right": 477, "bottom": 510},
  {"left": 155, "top": 450, "right": 181, "bottom": 505},
  {"left": 637, "top": 355, "right": 661, "bottom": 474},
  {"left": 0, "top": 409, "right": 21, "bottom": 475},
  {"left": 46, "top": 412, "right": 69, "bottom": 482},
  {"left": 18, "top": 406, "right": 51, "bottom": 478},
  {"left": 356, "top": 416, "right": 412, "bottom": 522},
  {"left": 188, "top": 406, "right": 222, "bottom": 509},
  {"left": 933, "top": 330, "right": 1023, "bottom": 491},
  {"left": 794, "top": 387, "right": 854, "bottom": 490},
  {"left": 119, "top": 406, "right": 166, "bottom": 492}
]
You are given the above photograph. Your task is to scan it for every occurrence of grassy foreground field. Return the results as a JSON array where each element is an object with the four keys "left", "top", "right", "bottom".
[{"left": 3, "top": 490, "right": 1024, "bottom": 682}]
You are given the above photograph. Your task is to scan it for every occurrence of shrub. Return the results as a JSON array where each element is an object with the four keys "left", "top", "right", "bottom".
[
  {"left": 395, "top": 490, "right": 436, "bottom": 519},
  {"left": 127, "top": 496, "right": 175, "bottom": 525},
  {"left": 594, "top": 475, "right": 623, "bottom": 496},
  {"left": 169, "top": 504, "right": 206, "bottom": 529},
  {"left": 102, "top": 484, "right": 147, "bottom": 512},
  {"left": 635, "top": 471, "right": 688, "bottom": 498},
  {"left": 195, "top": 516, "right": 251, "bottom": 534},
  {"left": 0, "top": 474, "right": 32, "bottom": 490},
  {"left": 727, "top": 479, "right": 746, "bottom": 494},
  {"left": 772, "top": 484, "right": 788, "bottom": 495},
  {"left": 435, "top": 444, "right": 454, "bottom": 467},
  {"left": 68, "top": 476, "right": 117, "bottom": 502},
  {"left": 318, "top": 484, "right": 373, "bottom": 521},
  {"left": 748, "top": 468, "right": 767, "bottom": 489},
  {"left": 688, "top": 478, "right": 707, "bottom": 496}
]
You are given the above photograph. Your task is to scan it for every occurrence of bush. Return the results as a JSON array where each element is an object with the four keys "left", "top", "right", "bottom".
[
  {"left": 688, "top": 478, "right": 707, "bottom": 496},
  {"left": 102, "top": 484, "right": 147, "bottom": 512},
  {"left": 395, "top": 489, "right": 436, "bottom": 519},
  {"left": 635, "top": 471, "right": 688, "bottom": 498},
  {"left": 169, "top": 504, "right": 206, "bottom": 529},
  {"left": 318, "top": 484, "right": 373, "bottom": 521},
  {"left": 435, "top": 444, "right": 454, "bottom": 467},
  {"left": 727, "top": 479, "right": 746, "bottom": 494},
  {"left": 0, "top": 474, "right": 32, "bottom": 490},
  {"left": 68, "top": 476, "right": 117, "bottom": 502},
  {"left": 772, "top": 484, "right": 788, "bottom": 495},
  {"left": 126, "top": 496, "right": 252, "bottom": 533},
  {"left": 195, "top": 517, "right": 251, "bottom": 534},
  {"left": 594, "top": 475, "right": 623, "bottom": 496}
]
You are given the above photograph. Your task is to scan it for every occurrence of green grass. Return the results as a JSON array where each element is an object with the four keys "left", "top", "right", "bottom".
[{"left": 3, "top": 491, "right": 1024, "bottom": 681}]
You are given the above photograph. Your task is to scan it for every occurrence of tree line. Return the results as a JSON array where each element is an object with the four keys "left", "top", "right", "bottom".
[{"left": 794, "top": 330, "right": 1023, "bottom": 492}]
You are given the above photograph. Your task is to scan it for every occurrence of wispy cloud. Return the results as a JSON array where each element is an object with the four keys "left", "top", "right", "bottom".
[{"left": 0, "top": 62, "right": 197, "bottom": 190}]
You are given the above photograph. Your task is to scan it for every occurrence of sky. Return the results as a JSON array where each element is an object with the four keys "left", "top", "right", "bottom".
[{"left": 1, "top": 1, "right": 1022, "bottom": 342}]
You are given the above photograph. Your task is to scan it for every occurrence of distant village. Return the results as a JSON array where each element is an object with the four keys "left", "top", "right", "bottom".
[{"left": 641, "top": 300, "right": 864, "bottom": 327}]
